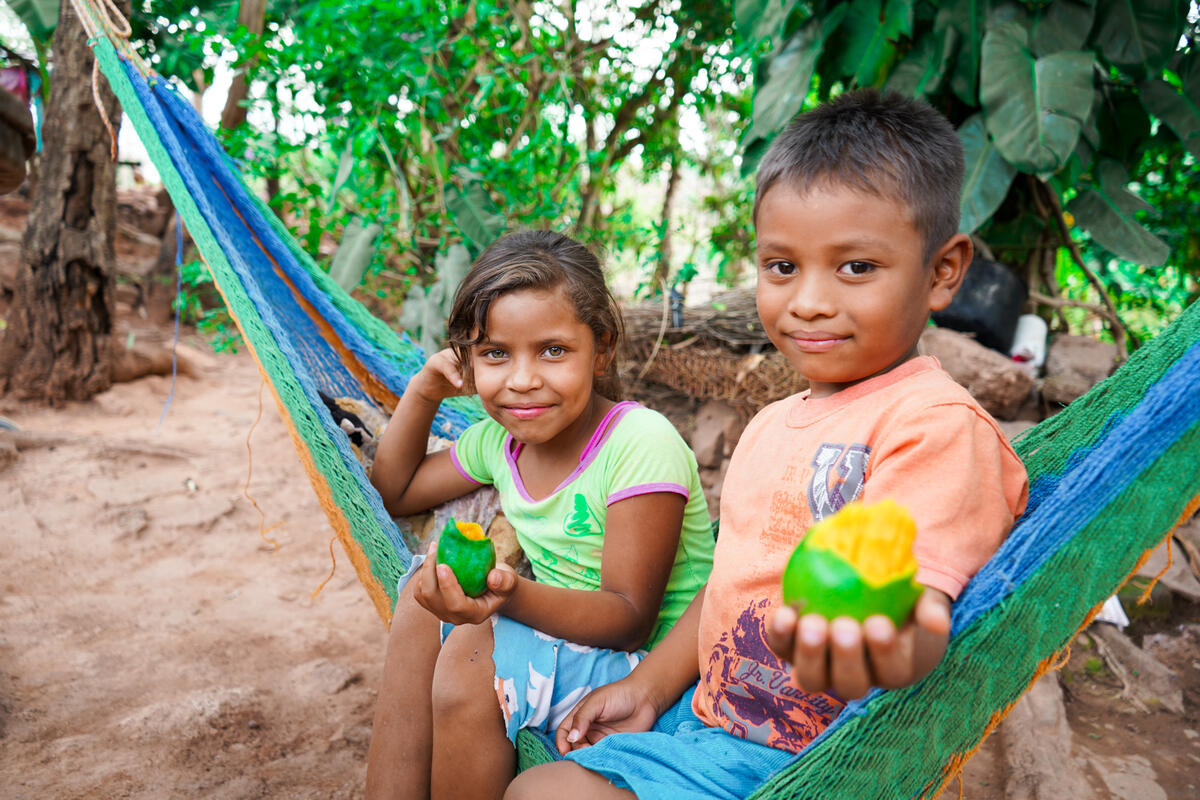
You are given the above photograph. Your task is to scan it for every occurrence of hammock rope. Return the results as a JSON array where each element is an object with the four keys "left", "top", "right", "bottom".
[{"left": 79, "top": 7, "right": 1200, "bottom": 796}]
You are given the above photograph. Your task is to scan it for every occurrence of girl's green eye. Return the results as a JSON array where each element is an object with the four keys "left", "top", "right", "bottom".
[{"left": 545, "top": 345, "right": 565, "bottom": 357}]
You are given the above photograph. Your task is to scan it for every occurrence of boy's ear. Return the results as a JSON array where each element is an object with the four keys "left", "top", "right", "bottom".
[{"left": 928, "top": 233, "right": 973, "bottom": 312}]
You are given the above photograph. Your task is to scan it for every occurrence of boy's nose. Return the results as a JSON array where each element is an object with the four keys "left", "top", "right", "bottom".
[{"left": 786, "top": 274, "right": 836, "bottom": 320}]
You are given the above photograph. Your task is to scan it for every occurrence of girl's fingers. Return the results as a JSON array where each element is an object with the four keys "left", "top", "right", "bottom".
[
  {"left": 828, "top": 617, "right": 871, "bottom": 700},
  {"left": 789, "top": 613, "right": 830, "bottom": 693}
]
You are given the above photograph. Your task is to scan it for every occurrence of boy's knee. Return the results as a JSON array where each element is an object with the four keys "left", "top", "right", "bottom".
[{"left": 506, "top": 762, "right": 633, "bottom": 800}]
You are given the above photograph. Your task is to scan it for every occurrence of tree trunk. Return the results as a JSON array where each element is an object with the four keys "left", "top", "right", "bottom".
[
  {"left": 0, "top": 1, "right": 128, "bottom": 403},
  {"left": 220, "top": 0, "right": 267, "bottom": 131}
]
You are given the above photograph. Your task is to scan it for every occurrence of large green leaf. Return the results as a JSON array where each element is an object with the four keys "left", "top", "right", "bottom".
[
  {"left": 1066, "top": 159, "right": 1170, "bottom": 266},
  {"left": 832, "top": 0, "right": 903, "bottom": 87},
  {"left": 328, "top": 217, "right": 382, "bottom": 292},
  {"left": 885, "top": 27, "right": 954, "bottom": 98},
  {"left": 446, "top": 179, "right": 505, "bottom": 253},
  {"left": 1139, "top": 78, "right": 1200, "bottom": 158},
  {"left": 3, "top": 0, "right": 57, "bottom": 40},
  {"left": 1031, "top": 0, "right": 1095, "bottom": 57},
  {"left": 745, "top": 5, "right": 849, "bottom": 145},
  {"left": 958, "top": 114, "right": 1017, "bottom": 233},
  {"left": 936, "top": 0, "right": 987, "bottom": 104},
  {"left": 1090, "top": 0, "right": 1187, "bottom": 77},
  {"left": 980, "top": 21, "right": 1094, "bottom": 173},
  {"left": 735, "top": 0, "right": 800, "bottom": 47}
]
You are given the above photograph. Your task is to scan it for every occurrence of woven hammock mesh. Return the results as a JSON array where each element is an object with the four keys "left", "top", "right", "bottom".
[{"left": 91, "top": 30, "right": 1200, "bottom": 799}]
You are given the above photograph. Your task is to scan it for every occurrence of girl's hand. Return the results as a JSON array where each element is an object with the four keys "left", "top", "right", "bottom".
[
  {"left": 554, "top": 675, "right": 662, "bottom": 755},
  {"left": 765, "top": 588, "right": 952, "bottom": 701},
  {"left": 410, "top": 348, "right": 468, "bottom": 404},
  {"left": 411, "top": 540, "right": 519, "bottom": 625}
]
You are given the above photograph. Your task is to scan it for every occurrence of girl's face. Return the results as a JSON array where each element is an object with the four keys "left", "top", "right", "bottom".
[{"left": 469, "top": 285, "right": 609, "bottom": 449}]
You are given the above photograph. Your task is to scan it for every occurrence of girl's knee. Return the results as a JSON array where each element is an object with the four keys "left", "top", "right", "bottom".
[{"left": 431, "top": 622, "right": 496, "bottom": 719}]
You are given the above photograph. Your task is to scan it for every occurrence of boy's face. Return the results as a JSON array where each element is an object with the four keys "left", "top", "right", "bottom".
[{"left": 755, "top": 182, "right": 969, "bottom": 398}]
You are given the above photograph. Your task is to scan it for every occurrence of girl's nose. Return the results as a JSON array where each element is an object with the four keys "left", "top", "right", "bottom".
[{"left": 508, "top": 358, "right": 543, "bottom": 392}]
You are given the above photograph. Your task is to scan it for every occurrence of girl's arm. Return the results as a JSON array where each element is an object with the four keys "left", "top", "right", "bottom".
[
  {"left": 416, "top": 490, "right": 686, "bottom": 652},
  {"left": 371, "top": 349, "right": 480, "bottom": 516}
]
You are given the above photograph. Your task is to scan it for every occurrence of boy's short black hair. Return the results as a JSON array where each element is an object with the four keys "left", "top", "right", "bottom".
[{"left": 754, "top": 89, "right": 964, "bottom": 263}]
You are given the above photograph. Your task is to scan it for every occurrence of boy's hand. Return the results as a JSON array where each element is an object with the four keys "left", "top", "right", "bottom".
[
  {"left": 766, "top": 588, "right": 952, "bottom": 700},
  {"left": 410, "top": 348, "right": 468, "bottom": 404},
  {"left": 412, "top": 539, "right": 519, "bottom": 625},
  {"left": 555, "top": 676, "right": 662, "bottom": 755}
]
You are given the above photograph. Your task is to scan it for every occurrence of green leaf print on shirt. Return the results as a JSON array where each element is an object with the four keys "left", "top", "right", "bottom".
[{"left": 563, "top": 493, "right": 601, "bottom": 537}]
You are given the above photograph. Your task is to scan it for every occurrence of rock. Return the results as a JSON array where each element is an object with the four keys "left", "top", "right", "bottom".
[
  {"left": 1045, "top": 334, "right": 1118, "bottom": 387},
  {"left": 999, "top": 673, "right": 1094, "bottom": 799},
  {"left": 1041, "top": 371, "right": 1095, "bottom": 408},
  {"left": 288, "top": 659, "right": 362, "bottom": 697},
  {"left": 1134, "top": 536, "right": 1200, "bottom": 603},
  {"left": 1088, "top": 755, "right": 1168, "bottom": 800},
  {"left": 690, "top": 400, "right": 743, "bottom": 469},
  {"left": 920, "top": 328, "right": 1034, "bottom": 419}
]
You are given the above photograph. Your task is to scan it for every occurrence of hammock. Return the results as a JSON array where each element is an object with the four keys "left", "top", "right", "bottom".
[{"left": 86, "top": 17, "right": 1200, "bottom": 800}]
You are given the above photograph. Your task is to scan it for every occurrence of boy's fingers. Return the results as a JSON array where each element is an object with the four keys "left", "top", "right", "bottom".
[
  {"left": 915, "top": 589, "right": 952, "bottom": 636},
  {"left": 766, "top": 606, "right": 798, "bottom": 663},
  {"left": 828, "top": 617, "right": 871, "bottom": 700},
  {"left": 790, "top": 613, "right": 830, "bottom": 693},
  {"left": 862, "top": 614, "right": 909, "bottom": 689}
]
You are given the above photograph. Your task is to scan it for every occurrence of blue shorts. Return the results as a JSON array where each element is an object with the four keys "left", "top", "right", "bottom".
[
  {"left": 565, "top": 685, "right": 796, "bottom": 800},
  {"left": 399, "top": 560, "right": 645, "bottom": 745}
]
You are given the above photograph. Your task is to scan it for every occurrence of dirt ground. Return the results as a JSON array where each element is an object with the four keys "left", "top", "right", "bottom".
[{"left": 1, "top": 349, "right": 385, "bottom": 799}]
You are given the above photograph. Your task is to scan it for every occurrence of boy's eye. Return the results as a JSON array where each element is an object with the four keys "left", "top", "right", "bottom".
[
  {"left": 838, "top": 261, "right": 875, "bottom": 277},
  {"left": 767, "top": 260, "right": 797, "bottom": 276}
]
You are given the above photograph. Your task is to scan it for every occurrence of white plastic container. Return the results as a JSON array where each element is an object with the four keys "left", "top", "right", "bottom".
[{"left": 1009, "top": 313, "right": 1048, "bottom": 372}]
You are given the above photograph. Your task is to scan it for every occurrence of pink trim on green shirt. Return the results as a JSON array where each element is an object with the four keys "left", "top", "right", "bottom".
[{"left": 606, "top": 482, "right": 690, "bottom": 506}]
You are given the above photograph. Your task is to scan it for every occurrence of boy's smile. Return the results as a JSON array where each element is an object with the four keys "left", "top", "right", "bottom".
[{"left": 755, "top": 182, "right": 968, "bottom": 399}]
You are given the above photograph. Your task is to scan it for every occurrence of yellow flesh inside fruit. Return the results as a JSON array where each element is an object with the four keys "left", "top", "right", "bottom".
[
  {"left": 455, "top": 521, "right": 486, "bottom": 541},
  {"left": 803, "top": 499, "right": 918, "bottom": 586}
]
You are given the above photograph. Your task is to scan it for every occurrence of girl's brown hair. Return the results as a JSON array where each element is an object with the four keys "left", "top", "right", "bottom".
[{"left": 446, "top": 230, "right": 624, "bottom": 401}]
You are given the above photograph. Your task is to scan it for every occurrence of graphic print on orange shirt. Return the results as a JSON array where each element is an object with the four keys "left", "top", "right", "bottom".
[{"left": 702, "top": 598, "right": 845, "bottom": 752}]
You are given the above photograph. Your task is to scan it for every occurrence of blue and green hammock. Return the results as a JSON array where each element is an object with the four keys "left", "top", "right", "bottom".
[{"left": 87, "top": 15, "right": 1200, "bottom": 800}]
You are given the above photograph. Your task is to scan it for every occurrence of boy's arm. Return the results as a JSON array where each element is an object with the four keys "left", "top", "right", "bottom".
[
  {"left": 370, "top": 348, "right": 479, "bottom": 516},
  {"left": 766, "top": 588, "right": 951, "bottom": 700},
  {"left": 555, "top": 584, "right": 705, "bottom": 753}
]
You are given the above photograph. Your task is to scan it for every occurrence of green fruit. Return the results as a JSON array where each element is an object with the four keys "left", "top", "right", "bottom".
[
  {"left": 781, "top": 500, "right": 922, "bottom": 626},
  {"left": 436, "top": 517, "right": 496, "bottom": 597}
]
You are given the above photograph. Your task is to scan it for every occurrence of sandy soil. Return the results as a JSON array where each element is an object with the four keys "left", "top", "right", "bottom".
[{"left": 1, "top": 347, "right": 384, "bottom": 799}]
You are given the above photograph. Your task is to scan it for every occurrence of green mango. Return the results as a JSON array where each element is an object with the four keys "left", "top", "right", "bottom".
[{"left": 436, "top": 517, "right": 496, "bottom": 597}]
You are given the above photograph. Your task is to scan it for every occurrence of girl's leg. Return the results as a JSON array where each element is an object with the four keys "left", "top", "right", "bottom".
[
  {"left": 505, "top": 762, "right": 636, "bottom": 800},
  {"left": 430, "top": 620, "right": 515, "bottom": 800},
  {"left": 365, "top": 581, "right": 442, "bottom": 800}
]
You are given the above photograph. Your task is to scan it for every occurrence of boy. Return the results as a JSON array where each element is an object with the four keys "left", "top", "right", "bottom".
[{"left": 505, "top": 90, "right": 1029, "bottom": 800}]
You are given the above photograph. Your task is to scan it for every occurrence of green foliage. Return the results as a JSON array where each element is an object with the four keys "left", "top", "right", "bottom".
[
  {"left": 737, "top": 0, "right": 1198, "bottom": 346},
  {"left": 176, "top": 259, "right": 243, "bottom": 353}
]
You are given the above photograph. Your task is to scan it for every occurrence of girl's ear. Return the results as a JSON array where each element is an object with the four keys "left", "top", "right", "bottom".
[
  {"left": 928, "top": 233, "right": 973, "bottom": 312},
  {"left": 593, "top": 331, "right": 614, "bottom": 375}
]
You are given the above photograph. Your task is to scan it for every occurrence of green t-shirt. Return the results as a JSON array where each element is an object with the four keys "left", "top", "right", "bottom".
[{"left": 450, "top": 401, "right": 714, "bottom": 647}]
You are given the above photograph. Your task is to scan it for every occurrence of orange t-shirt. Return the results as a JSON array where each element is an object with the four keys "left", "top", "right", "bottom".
[{"left": 692, "top": 356, "right": 1028, "bottom": 753}]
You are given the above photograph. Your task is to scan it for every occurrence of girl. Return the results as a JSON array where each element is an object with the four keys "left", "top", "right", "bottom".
[{"left": 364, "top": 230, "right": 714, "bottom": 800}]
